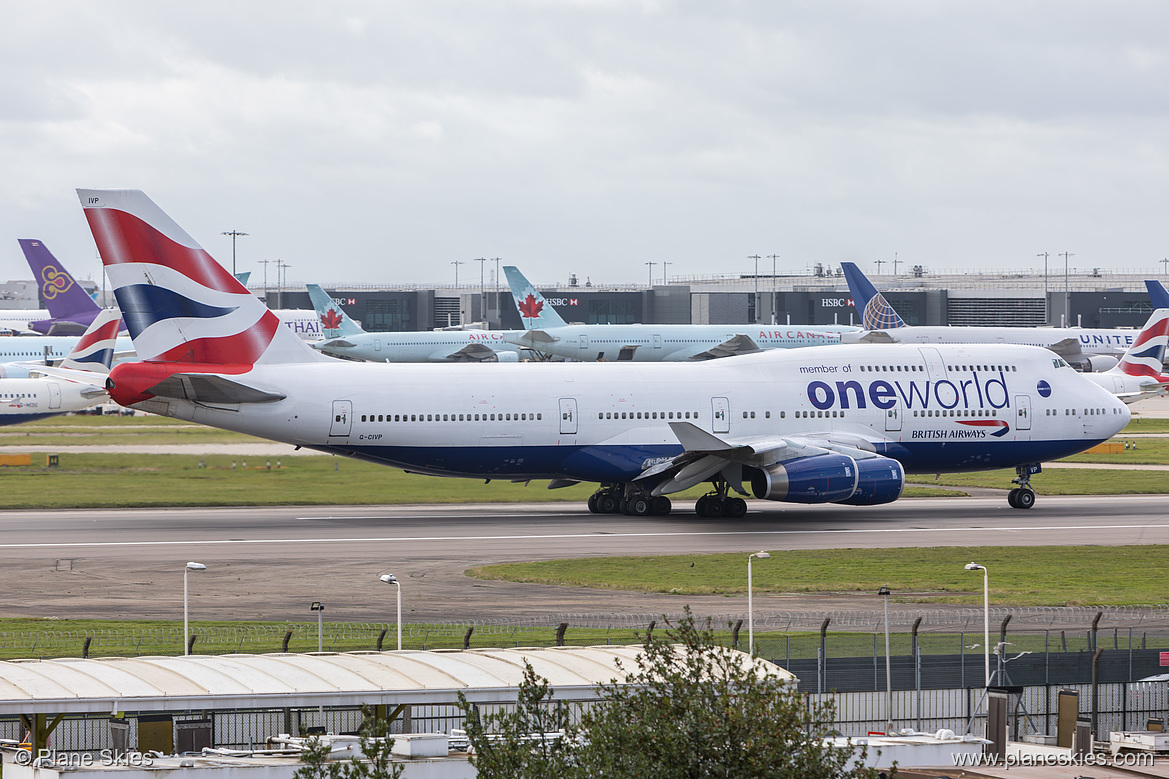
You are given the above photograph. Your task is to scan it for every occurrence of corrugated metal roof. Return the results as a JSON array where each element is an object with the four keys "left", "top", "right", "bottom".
[{"left": 0, "top": 647, "right": 794, "bottom": 715}]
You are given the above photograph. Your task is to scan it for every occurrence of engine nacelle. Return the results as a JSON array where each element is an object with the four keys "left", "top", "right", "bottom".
[
  {"left": 1080, "top": 354, "right": 1119, "bottom": 373},
  {"left": 491, "top": 351, "right": 520, "bottom": 363},
  {"left": 834, "top": 456, "right": 905, "bottom": 505},
  {"left": 0, "top": 363, "right": 34, "bottom": 379},
  {"left": 750, "top": 453, "right": 859, "bottom": 504}
]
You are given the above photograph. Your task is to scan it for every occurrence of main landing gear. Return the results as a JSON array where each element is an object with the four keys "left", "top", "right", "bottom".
[
  {"left": 587, "top": 484, "right": 672, "bottom": 516},
  {"left": 1007, "top": 464, "right": 1038, "bottom": 510},
  {"left": 694, "top": 479, "right": 748, "bottom": 519}
]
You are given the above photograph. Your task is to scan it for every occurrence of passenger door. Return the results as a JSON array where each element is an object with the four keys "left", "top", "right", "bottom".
[
  {"left": 711, "top": 397, "right": 730, "bottom": 434},
  {"left": 330, "top": 400, "right": 352, "bottom": 436},
  {"left": 559, "top": 398, "right": 578, "bottom": 435}
]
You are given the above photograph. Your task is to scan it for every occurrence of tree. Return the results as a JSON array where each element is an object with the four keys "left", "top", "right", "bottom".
[
  {"left": 460, "top": 610, "right": 882, "bottom": 779},
  {"left": 292, "top": 715, "right": 405, "bottom": 779}
]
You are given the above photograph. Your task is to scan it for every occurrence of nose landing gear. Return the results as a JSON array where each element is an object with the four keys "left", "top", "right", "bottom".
[{"left": 1007, "top": 464, "right": 1038, "bottom": 509}]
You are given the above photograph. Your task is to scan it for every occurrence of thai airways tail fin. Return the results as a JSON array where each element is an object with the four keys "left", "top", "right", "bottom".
[
  {"left": 1115, "top": 308, "right": 1169, "bottom": 379},
  {"left": 1146, "top": 280, "right": 1169, "bottom": 310},
  {"left": 58, "top": 308, "right": 123, "bottom": 373},
  {"left": 76, "top": 189, "right": 325, "bottom": 367},
  {"left": 18, "top": 239, "right": 106, "bottom": 335},
  {"left": 503, "top": 266, "right": 568, "bottom": 330},
  {"left": 307, "top": 283, "right": 365, "bottom": 338},
  {"left": 840, "top": 261, "right": 906, "bottom": 330}
]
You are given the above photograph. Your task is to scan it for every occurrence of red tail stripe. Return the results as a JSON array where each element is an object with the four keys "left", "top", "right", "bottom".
[{"left": 151, "top": 312, "right": 281, "bottom": 364}]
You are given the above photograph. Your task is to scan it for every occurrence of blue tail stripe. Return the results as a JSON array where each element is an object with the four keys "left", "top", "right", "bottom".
[
  {"left": 114, "top": 285, "right": 237, "bottom": 339},
  {"left": 70, "top": 348, "right": 114, "bottom": 368}
]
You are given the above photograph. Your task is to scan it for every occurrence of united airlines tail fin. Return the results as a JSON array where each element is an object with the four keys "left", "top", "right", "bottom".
[
  {"left": 59, "top": 308, "right": 123, "bottom": 373},
  {"left": 307, "top": 283, "right": 365, "bottom": 338},
  {"left": 18, "top": 239, "right": 106, "bottom": 335},
  {"left": 1146, "top": 280, "right": 1169, "bottom": 310},
  {"left": 1116, "top": 308, "right": 1169, "bottom": 379},
  {"left": 504, "top": 266, "right": 568, "bottom": 330},
  {"left": 77, "top": 189, "right": 324, "bottom": 367},
  {"left": 840, "top": 261, "right": 906, "bottom": 330}
]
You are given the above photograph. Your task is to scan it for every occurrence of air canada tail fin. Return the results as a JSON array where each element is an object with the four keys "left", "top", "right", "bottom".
[
  {"left": 77, "top": 189, "right": 324, "bottom": 367},
  {"left": 18, "top": 239, "right": 105, "bottom": 335},
  {"left": 59, "top": 308, "right": 123, "bottom": 373},
  {"left": 307, "top": 283, "right": 365, "bottom": 338},
  {"left": 1116, "top": 308, "right": 1169, "bottom": 379},
  {"left": 840, "top": 261, "right": 906, "bottom": 330},
  {"left": 503, "top": 266, "right": 568, "bottom": 329}
]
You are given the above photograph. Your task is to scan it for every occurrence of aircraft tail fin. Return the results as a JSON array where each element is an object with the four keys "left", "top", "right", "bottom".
[
  {"left": 1116, "top": 308, "right": 1169, "bottom": 379},
  {"left": 504, "top": 266, "right": 568, "bottom": 329},
  {"left": 307, "top": 283, "right": 365, "bottom": 338},
  {"left": 58, "top": 308, "right": 123, "bottom": 374},
  {"left": 840, "top": 261, "right": 906, "bottom": 330},
  {"left": 76, "top": 189, "right": 325, "bottom": 367},
  {"left": 1146, "top": 280, "right": 1169, "bottom": 310},
  {"left": 18, "top": 239, "right": 105, "bottom": 335}
]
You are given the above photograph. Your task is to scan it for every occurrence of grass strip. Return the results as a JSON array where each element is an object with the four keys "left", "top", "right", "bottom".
[{"left": 467, "top": 545, "right": 1169, "bottom": 607}]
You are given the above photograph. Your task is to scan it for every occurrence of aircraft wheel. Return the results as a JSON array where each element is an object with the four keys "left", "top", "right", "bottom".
[
  {"left": 1015, "top": 489, "right": 1036, "bottom": 510},
  {"left": 705, "top": 499, "right": 725, "bottom": 518},
  {"left": 694, "top": 496, "right": 709, "bottom": 517},
  {"left": 1007, "top": 488, "right": 1020, "bottom": 508},
  {"left": 598, "top": 495, "right": 619, "bottom": 514},
  {"left": 727, "top": 498, "right": 748, "bottom": 518},
  {"left": 629, "top": 497, "right": 651, "bottom": 516},
  {"left": 587, "top": 494, "right": 600, "bottom": 514},
  {"left": 651, "top": 497, "right": 672, "bottom": 516}
]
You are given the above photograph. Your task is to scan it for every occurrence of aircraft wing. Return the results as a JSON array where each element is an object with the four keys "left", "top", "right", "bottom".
[
  {"left": 143, "top": 373, "right": 287, "bottom": 404},
  {"left": 636, "top": 422, "right": 885, "bottom": 496},
  {"left": 444, "top": 343, "right": 504, "bottom": 362},
  {"left": 1046, "top": 337, "right": 1084, "bottom": 358},
  {"left": 508, "top": 330, "right": 560, "bottom": 348},
  {"left": 27, "top": 365, "right": 110, "bottom": 388},
  {"left": 853, "top": 330, "right": 898, "bottom": 344},
  {"left": 686, "top": 334, "right": 762, "bottom": 360}
]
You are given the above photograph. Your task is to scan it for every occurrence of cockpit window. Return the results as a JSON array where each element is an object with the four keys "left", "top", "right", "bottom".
[{"left": 1052, "top": 358, "right": 1070, "bottom": 369}]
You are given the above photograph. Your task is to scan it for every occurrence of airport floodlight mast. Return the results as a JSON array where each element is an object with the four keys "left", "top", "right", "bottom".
[
  {"left": 275, "top": 260, "right": 290, "bottom": 309},
  {"left": 1037, "top": 253, "right": 1050, "bottom": 324},
  {"left": 379, "top": 574, "right": 402, "bottom": 650},
  {"left": 662, "top": 261, "right": 671, "bottom": 285},
  {"left": 183, "top": 562, "right": 206, "bottom": 656},
  {"left": 451, "top": 260, "right": 464, "bottom": 288},
  {"left": 747, "top": 551, "right": 769, "bottom": 654},
  {"left": 964, "top": 563, "right": 990, "bottom": 686},
  {"left": 748, "top": 255, "right": 762, "bottom": 323},
  {"left": 221, "top": 231, "right": 248, "bottom": 276},
  {"left": 475, "top": 258, "right": 487, "bottom": 322},
  {"left": 878, "top": 585, "right": 892, "bottom": 734},
  {"left": 1061, "top": 252, "right": 1075, "bottom": 326},
  {"left": 768, "top": 254, "right": 780, "bottom": 325},
  {"left": 645, "top": 261, "right": 656, "bottom": 288},
  {"left": 1161, "top": 257, "right": 1168, "bottom": 276},
  {"left": 259, "top": 259, "right": 273, "bottom": 306}
]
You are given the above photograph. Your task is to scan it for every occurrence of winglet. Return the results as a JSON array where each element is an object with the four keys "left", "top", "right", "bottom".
[
  {"left": 307, "top": 284, "right": 365, "bottom": 338},
  {"left": 840, "top": 261, "right": 906, "bottom": 330},
  {"left": 504, "top": 266, "right": 568, "bottom": 330}
]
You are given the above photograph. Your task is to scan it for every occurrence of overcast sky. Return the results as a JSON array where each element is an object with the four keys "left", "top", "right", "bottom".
[{"left": 1, "top": 1, "right": 1167, "bottom": 288}]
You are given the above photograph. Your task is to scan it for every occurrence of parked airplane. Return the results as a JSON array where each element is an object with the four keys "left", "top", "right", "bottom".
[
  {"left": 0, "top": 329, "right": 135, "bottom": 378},
  {"left": 504, "top": 266, "right": 859, "bottom": 361},
  {"left": 306, "top": 283, "right": 527, "bottom": 362},
  {"left": 1147, "top": 280, "right": 1169, "bottom": 310},
  {"left": 18, "top": 239, "right": 120, "bottom": 336},
  {"left": 840, "top": 262, "right": 1139, "bottom": 371},
  {"left": 81, "top": 189, "right": 1129, "bottom": 514},
  {"left": 1082, "top": 308, "right": 1169, "bottom": 403},
  {"left": 0, "top": 308, "right": 122, "bottom": 425}
]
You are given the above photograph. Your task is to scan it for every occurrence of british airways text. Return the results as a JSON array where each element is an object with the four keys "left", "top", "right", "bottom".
[{"left": 806, "top": 371, "right": 1010, "bottom": 411}]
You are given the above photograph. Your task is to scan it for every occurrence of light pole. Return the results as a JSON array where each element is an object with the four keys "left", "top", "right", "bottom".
[
  {"left": 965, "top": 563, "right": 990, "bottom": 686},
  {"left": 311, "top": 602, "right": 324, "bottom": 652},
  {"left": 747, "top": 551, "right": 770, "bottom": 654},
  {"left": 475, "top": 258, "right": 487, "bottom": 324},
  {"left": 183, "top": 562, "right": 206, "bottom": 655},
  {"left": 645, "top": 262, "right": 656, "bottom": 288},
  {"left": 222, "top": 231, "right": 248, "bottom": 277},
  {"left": 1060, "top": 251, "right": 1075, "bottom": 326},
  {"left": 1037, "top": 252, "right": 1049, "bottom": 324},
  {"left": 379, "top": 574, "right": 402, "bottom": 650},
  {"left": 879, "top": 585, "right": 893, "bottom": 733},
  {"left": 748, "top": 255, "right": 762, "bottom": 323},
  {"left": 662, "top": 261, "right": 671, "bottom": 285}
]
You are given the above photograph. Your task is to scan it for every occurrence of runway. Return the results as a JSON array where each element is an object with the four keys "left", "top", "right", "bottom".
[{"left": 1, "top": 494, "right": 1165, "bottom": 623}]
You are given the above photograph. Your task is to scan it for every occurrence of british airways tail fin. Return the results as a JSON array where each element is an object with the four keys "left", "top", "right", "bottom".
[
  {"left": 76, "top": 189, "right": 325, "bottom": 367},
  {"left": 1115, "top": 308, "right": 1169, "bottom": 379},
  {"left": 840, "top": 261, "right": 906, "bottom": 330},
  {"left": 503, "top": 266, "right": 568, "bottom": 330},
  {"left": 18, "top": 239, "right": 105, "bottom": 335},
  {"left": 307, "top": 283, "right": 365, "bottom": 338},
  {"left": 58, "top": 308, "right": 123, "bottom": 373},
  {"left": 1146, "top": 280, "right": 1169, "bottom": 310}
]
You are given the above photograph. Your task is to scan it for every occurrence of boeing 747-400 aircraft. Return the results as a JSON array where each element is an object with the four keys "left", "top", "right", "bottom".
[
  {"left": 504, "top": 266, "right": 859, "bottom": 361},
  {"left": 82, "top": 189, "right": 1129, "bottom": 514}
]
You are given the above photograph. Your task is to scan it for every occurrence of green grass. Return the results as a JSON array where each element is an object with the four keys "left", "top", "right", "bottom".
[
  {"left": 1123, "top": 417, "right": 1169, "bottom": 434},
  {"left": 907, "top": 467, "right": 1169, "bottom": 494},
  {"left": 468, "top": 545, "right": 1169, "bottom": 607}
]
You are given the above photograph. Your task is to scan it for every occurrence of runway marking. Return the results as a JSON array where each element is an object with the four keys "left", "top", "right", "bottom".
[{"left": 2, "top": 523, "right": 1168, "bottom": 549}]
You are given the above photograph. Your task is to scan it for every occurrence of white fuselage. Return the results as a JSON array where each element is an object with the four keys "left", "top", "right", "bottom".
[
  {"left": 842, "top": 325, "right": 1139, "bottom": 358},
  {"left": 131, "top": 343, "right": 1128, "bottom": 484},
  {"left": 316, "top": 330, "right": 527, "bottom": 362},
  {"left": 0, "top": 377, "right": 105, "bottom": 426}
]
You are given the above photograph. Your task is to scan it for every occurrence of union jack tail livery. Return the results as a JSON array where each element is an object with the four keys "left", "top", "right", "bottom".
[
  {"left": 59, "top": 308, "right": 123, "bottom": 373},
  {"left": 840, "top": 261, "right": 906, "bottom": 330},
  {"left": 1116, "top": 308, "right": 1169, "bottom": 379},
  {"left": 78, "top": 189, "right": 321, "bottom": 367}
]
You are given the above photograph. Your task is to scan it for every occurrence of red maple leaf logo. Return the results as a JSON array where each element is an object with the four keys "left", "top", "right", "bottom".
[
  {"left": 321, "top": 308, "right": 344, "bottom": 329},
  {"left": 518, "top": 294, "right": 544, "bottom": 320}
]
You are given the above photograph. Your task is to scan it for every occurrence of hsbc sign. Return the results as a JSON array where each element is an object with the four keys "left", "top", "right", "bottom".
[
  {"left": 822, "top": 298, "right": 854, "bottom": 308},
  {"left": 546, "top": 298, "right": 580, "bottom": 306}
]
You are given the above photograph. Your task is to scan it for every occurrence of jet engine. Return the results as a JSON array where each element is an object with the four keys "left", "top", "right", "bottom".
[
  {"left": 491, "top": 351, "right": 520, "bottom": 363},
  {"left": 749, "top": 453, "right": 859, "bottom": 504},
  {"left": 0, "top": 364, "right": 33, "bottom": 379},
  {"left": 834, "top": 456, "right": 905, "bottom": 505},
  {"left": 1078, "top": 354, "right": 1119, "bottom": 373}
]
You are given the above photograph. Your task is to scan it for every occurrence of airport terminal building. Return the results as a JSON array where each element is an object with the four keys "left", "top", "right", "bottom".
[{"left": 267, "top": 265, "right": 1163, "bottom": 333}]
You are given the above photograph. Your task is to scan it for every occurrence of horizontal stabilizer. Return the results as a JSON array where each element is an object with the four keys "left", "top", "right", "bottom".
[
  {"left": 1046, "top": 337, "right": 1083, "bottom": 358},
  {"left": 855, "top": 330, "right": 897, "bottom": 344},
  {"left": 146, "top": 373, "right": 287, "bottom": 404},
  {"left": 445, "top": 343, "right": 502, "bottom": 362},
  {"left": 688, "top": 333, "right": 761, "bottom": 360},
  {"left": 512, "top": 330, "right": 560, "bottom": 347}
]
